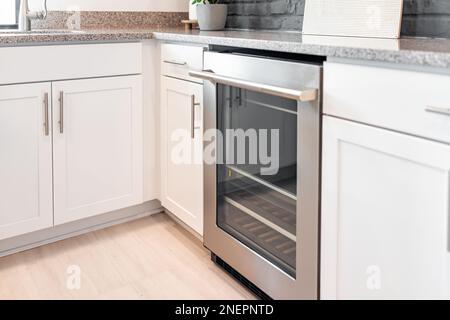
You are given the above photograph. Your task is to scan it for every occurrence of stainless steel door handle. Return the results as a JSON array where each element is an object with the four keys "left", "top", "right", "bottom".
[
  {"left": 163, "top": 60, "right": 188, "bottom": 66},
  {"left": 189, "top": 70, "right": 318, "bottom": 102},
  {"left": 191, "top": 95, "right": 201, "bottom": 139},
  {"left": 426, "top": 106, "right": 450, "bottom": 116},
  {"left": 59, "top": 91, "right": 64, "bottom": 134},
  {"left": 43, "top": 92, "right": 49, "bottom": 136}
]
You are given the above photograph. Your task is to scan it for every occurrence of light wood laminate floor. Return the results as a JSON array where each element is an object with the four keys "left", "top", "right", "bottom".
[{"left": 0, "top": 213, "right": 256, "bottom": 300}]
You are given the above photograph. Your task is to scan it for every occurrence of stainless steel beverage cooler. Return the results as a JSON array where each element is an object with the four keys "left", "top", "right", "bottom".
[{"left": 190, "top": 49, "right": 322, "bottom": 299}]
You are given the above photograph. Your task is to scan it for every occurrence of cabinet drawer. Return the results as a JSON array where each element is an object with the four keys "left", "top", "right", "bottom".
[
  {"left": 161, "top": 43, "right": 204, "bottom": 83},
  {"left": 324, "top": 62, "right": 450, "bottom": 144},
  {"left": 0, "top": 43, "right": 142, "bottom": 85}
]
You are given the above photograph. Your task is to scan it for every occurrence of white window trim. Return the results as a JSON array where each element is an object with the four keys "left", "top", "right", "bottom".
[{"left": 0, "top": 0, "right": 19, "bottom": 29}]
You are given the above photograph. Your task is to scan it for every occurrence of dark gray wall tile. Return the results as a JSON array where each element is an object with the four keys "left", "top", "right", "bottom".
[{"left": 222, "top": 0, "right": 450, "bottom": 38}]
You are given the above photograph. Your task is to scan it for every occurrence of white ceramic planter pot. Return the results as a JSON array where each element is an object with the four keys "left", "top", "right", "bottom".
[
  {"left": 196, "top": 4, "right": 228, "bottom": 31},
  {"left": 189, "top": 2, "right": 197, "bottom": 20}
]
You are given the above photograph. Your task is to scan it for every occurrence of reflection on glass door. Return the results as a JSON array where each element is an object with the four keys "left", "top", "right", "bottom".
[{"left": 216, "top": 84, "right": 298, "bottom": 278}]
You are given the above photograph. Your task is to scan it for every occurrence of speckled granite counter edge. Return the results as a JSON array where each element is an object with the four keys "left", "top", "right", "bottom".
[
  {"left": 2, "top": 29, "right": 450, "bottom": 69},
  {"left": 151, "top": 31, "right": 450, "bottom": 69},
  {"left": 0, "top": 31, "right": 152, "bottom": 46}
]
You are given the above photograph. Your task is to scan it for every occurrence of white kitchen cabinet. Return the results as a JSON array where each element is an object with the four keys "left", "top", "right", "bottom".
[
  {"left": 0, "top": 83, "right": 53, "bottom": 240},
  {"left": 0, "top": 43, "right": 142, "bottom": 86},
  {"left": 53, "top": 76, "right": 143, "bottom": 225},
  {"left": 161, "top": 76, "right": 204, "bottom": 235},
  {"left": 161, "top": 43, "right": 205, "bottom": 84},
  {"left": 321, "top": 116, "right": 450, "bottom": 299},
  {"left": 324, "top": 62, "right": 450, "bottom": 144}
]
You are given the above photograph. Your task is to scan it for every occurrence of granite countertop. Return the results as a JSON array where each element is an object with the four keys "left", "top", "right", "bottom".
[
  {"left": 0, "top": 29, "right": 153, "bottom": 45},
  {"left": 153, "top": 29, "right": 450, "bottom": 69},
  {"left": 2, "top": 28, "right": 450, "bottom": 69}
]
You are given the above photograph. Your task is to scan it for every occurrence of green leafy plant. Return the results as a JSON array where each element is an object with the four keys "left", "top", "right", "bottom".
[{"left": 192, "top": 0, "right": 220, "bottom": 4}]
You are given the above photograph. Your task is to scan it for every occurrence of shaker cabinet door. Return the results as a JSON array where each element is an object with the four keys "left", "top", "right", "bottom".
[
  {"left": 53, "top": 76, "right": 143, "bottom": 225},
  {"left": 0, "top": 83, "right": 53, "bottom": 240},
  {"left": 160, "top": 76, "right": 204, "bottom": 235},
  {"left": 321, "top": 116, "right": 450, "bottom": 299}
]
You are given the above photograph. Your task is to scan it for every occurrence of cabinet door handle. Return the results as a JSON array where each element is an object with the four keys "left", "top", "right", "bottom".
[
  {"left": 163, "top": 60, "right": 187, "bottom": 66},
  {"left": 191, "top": 95, "right": 201, "bottom": 139},
  {"left": 43, "top": 92, "right": 49, "bottom": 136},
  {"left": 426, "top": 106, "right": 450, "bottom": 116},
  {"left": 59, "top": 91, "right": 64, "bottom": 134}
]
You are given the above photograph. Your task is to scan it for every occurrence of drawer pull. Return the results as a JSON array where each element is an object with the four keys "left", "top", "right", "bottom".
[
  {"left": 163, "top": 60, "right": 188, "bottom": 66},
  {"left": 426, "top": 106, "right": 450, "bottom": 116}
]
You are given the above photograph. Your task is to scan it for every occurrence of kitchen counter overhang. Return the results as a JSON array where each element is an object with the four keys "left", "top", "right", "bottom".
[{"left": 2, "top": 28, "right": 450, "bottom": 69}]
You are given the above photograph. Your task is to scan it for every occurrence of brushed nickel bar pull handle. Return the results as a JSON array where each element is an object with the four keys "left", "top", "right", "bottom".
[
  {"left": 43, "top": 92, "right": 49, "bottom": 136},
  {"left": 189, "top": 70, "right": 318, "bottom": 102},
  {"left": 191, "top": 95, "right": 195, "bottom": 139},
  {"left": 163, "top": 60, "right": 187, "bottom": 66},
  {"left": 426, "top": 106, "right": 450, "bottom": 116},
  {"left": 191, "top": 95, "right": 200, "bottom": 139},
  {"left": 59, "top": 91, "right": 64, "bottom": 134}
]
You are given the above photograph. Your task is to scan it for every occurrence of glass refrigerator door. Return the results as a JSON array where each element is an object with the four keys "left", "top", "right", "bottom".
[{"left": 217, "top": 85, "right": 298, "bottom": 278}]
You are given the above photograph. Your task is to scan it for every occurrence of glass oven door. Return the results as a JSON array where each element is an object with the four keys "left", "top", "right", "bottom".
[{"left": 216, "top": 85, "right": 298, "bottom": 277}]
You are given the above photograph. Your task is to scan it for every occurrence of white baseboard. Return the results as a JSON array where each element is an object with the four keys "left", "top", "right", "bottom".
[{"left": 0, "top": 200, "right": 163, "bottom": 258}]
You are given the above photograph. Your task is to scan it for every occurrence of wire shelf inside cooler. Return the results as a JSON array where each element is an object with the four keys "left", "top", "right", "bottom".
[
  {"left": 218, "top": 198, "right": 296, "bottom": 277},
  {"left": 224, "top": 179, "right": 297, "bottom": 237}
]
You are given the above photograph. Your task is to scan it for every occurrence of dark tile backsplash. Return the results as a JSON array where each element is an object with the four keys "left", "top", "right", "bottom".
[{"left": 223, "top": 0, "right": 450, "bottom": 38}]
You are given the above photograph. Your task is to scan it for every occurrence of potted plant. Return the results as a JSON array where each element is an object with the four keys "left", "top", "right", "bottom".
[{"left": 192, "top": 0, "right": 228, "bottom": 31}]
